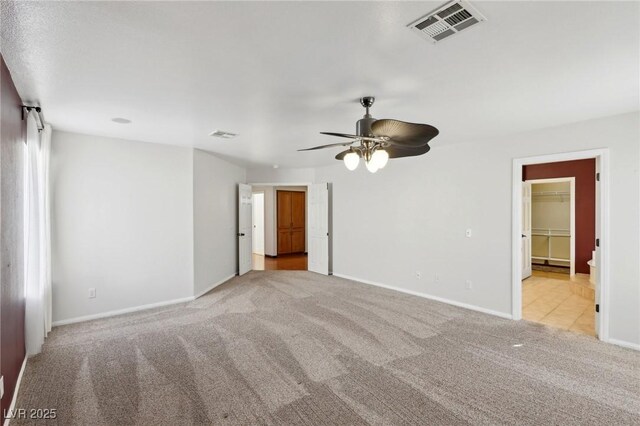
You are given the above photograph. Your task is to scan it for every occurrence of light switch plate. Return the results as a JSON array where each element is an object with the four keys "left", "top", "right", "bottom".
[{"left": 1, "top": 375, "right": 4, "bottom": 399}]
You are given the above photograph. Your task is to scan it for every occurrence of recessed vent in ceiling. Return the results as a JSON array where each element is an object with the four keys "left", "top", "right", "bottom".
[
  {"left": 209, "top": 130, "right": 237, "bottom": 139},
  {"left": 408, "top": 0, "right": 486, "bottom": 44}
]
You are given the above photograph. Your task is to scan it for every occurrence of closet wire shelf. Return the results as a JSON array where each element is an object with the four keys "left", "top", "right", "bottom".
[{"left": 531, "top": 228, "right": 571, "bottom": 263}]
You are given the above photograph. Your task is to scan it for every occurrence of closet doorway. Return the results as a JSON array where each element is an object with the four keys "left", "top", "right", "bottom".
[
  {"left": 526, "top": 178, "right": 575, "bottom": 276},
  {"left": 277, "top": 190, "right": 305, "bottom": 255},
  {"left": 515, "top": 155, "right": 600, "bottom": 338}
]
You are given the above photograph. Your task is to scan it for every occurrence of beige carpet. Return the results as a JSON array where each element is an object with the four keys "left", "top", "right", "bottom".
[{"left": 13, "top": 271, "right": 640, "bottom": 425}]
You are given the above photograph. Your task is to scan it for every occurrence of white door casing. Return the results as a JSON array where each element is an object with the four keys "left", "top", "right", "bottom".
[
  {"left": 512, "top": 149, "right": 609, "bottom": 342},
  {"left": 252, "top": 193, "right": 264, "bottom": 255},
  {"left": 594, "top": 162, "right": 601, "bottom": 337},
  {"left": 238, "top": 184, "right": 253, "bottom": 275},
  {"left": 522, "top": 182, "right": 532, "bottom": 280},
  {"left": 308, "top": 183, "right": 329, "bottom": 275}
]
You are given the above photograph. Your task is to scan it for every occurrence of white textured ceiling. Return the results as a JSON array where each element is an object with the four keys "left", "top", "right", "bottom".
[{"left": 1, "top": 1, "right": 638, "bottom": 168}]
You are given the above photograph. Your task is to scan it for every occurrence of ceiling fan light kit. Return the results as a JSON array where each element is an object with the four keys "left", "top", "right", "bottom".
[
  {"left": 299, "top": 96, "right": 439, "bottom": 173},
  {"left": 343, "top": 151, "right": 360, "bottom": 171}
]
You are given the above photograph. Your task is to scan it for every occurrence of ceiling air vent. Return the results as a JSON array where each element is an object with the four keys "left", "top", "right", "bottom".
[
  {"left": 408, "top": 0, "right": 486, "bottom": 44},
  {"left": 209, "top": 130, "right": 237, "bottom": 139}
]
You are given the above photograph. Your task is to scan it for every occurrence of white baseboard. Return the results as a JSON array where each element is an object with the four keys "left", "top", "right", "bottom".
[
  {"left": 334, "top": 274, "right": 640, "bottom": 352},
  {"left": 52, "top": 274, "right": 238, "bottom": 327},
  {"left": 52, "top": 295, "right": 195, "bottom": 327},
  {"left": 194, "top": 274, "right": 236, "bottom": 299},
  {"left": 606, "top": 338, "right": 640, "bottom": 351},
  {"left": 3, "top": 356, "right": 27, "bottom": 426},
  {"left": 333, "top": 273, "right": 513, "bottom": 320}
]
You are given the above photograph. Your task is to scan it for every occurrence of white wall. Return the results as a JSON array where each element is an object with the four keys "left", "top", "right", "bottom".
[
  {"left": 314, "top": 112, "right": 640, "bottom": 347},
  {"left": 51, "top": 131, "right": 194, "bottom": 322},
  {"left": 193, "top": 149, "right": 246, "bottom": 296},
  {"left": 247, "top": 167, "right": 315, "bottom": 184}
]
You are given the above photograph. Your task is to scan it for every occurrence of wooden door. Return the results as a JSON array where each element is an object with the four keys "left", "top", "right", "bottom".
[
  {"left": 277, "top": 191, "right": 292, "bottom": 254},
  {"left": 277, "top": 191, "right": 306, "bottom": 255},
  {"left": 291, "top": 192, "right": 305, "bottom": 252}
]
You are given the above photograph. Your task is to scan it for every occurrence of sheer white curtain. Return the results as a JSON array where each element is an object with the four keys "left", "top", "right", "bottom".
[{"left": 24, "top": 110, "right": 52, "bottom": 356}]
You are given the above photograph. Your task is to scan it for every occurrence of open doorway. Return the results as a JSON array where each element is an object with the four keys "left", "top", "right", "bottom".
[
  {"left": 253, "top": 185, "right": 307, "bottom": 271},
  {"left": 514, "top": 152, "right": 606, "bottom": 339},
  {"left": 527, "top": 178, "right": 575, "bottom": 276},
  {"left": 250, "top": 185, "right": 309, "bottom": 271}
]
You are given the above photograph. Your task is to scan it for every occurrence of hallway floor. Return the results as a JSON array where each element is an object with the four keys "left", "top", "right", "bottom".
[
  {"left": 522, "top": 271, "right": 595, "bottom": 336},
  {"left": 252, "top": 253, "right": 307, "bottom": 271}
]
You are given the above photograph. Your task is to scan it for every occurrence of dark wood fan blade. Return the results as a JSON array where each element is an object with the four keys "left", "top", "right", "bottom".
[
  {"left": 320, "top": 132, "right": 384, "bottom": 142},
  {"left": 320, "top": 132, "right": 361, "bottom": 139},
  {"left": 335, "top": 149, "right": 349, "bottom": 160},
  {"left": 335, "top": 149, "right": 362, "bottom": 160},
  {"left": 385, "top": 144, "right": 431, "bottom": 158},
  {"left": 371, "top": 119, "right": 438, "bottom": 147},
  {"left": 298, "top": 141, "right": 355, "bottom": 151}
]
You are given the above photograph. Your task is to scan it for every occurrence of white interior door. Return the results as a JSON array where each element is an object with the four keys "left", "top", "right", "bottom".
[
  {"left": 238, "top": 184, "right": 253, "bottom": 275},
  {"left": 521, "top": 181, "right": 532, "bottom": 279},
  {"left": 252, "top": 193, "right": 264, "bottom": 255},
  {"left": 308, "top": 183, "right": 329, "bottom": 275}
]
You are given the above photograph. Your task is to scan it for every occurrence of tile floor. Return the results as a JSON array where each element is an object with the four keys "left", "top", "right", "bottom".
[{"left": 522, "top": 271, "right": 595, "bottom": 336}]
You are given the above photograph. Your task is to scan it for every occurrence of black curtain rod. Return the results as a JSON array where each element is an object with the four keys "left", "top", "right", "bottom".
[{"left": 21, "top": 105, "right": 45, "bottom": 131}]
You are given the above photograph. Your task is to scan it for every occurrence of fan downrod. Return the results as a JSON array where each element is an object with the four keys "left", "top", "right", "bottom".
[{"left": 360, "top": 96, "right": 375, "bottom": 119}]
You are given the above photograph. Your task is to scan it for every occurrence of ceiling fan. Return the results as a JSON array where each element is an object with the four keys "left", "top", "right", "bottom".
[{"left": 299, "top": 96, "right": 439, "bottom": 173}]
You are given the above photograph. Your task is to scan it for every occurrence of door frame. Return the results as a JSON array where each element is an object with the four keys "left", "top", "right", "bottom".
[
  {"left": 249, "top": 182, "right": 312, "bottom": 263},
  {"left": 525, "top": 177, "right": 576, "bottom": 276},
  {"left": 512, "top": 149, "right": 609, "bottom": 341},
  {"left": 521, "top": 181, "right": 532, "bottom": 280}
]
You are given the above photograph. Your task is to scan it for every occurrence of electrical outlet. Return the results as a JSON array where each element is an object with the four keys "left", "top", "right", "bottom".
[
  {"left": 466, "top": 280, "right": 473, "bottom": 290},
  {"left": 466, "top": 229, "right": 472, "bottom": 238},
  {"left": 434, "top": 273, "right": 440, "bottom": 283},
  {"left": 88, "top": 288, "right": 96, "bottom": 299},
  {"left": 415, "top": 271, "right": 422, "bottom": 279}
]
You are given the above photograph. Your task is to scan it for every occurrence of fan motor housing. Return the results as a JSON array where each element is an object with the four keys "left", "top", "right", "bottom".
[{"left": 356, "top": 116, "right": 376, "bottom": 137}]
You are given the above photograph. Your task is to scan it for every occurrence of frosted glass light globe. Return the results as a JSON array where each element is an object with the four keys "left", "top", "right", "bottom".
[
  {"left": 365, "top": 159, "right": 379, "bottom": 173},
  {"left": 343, "top": 152, "right": 360, "bottom": 171},
  {"left": 372, "top": 149, "right": 389, "bottom": 169}
]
